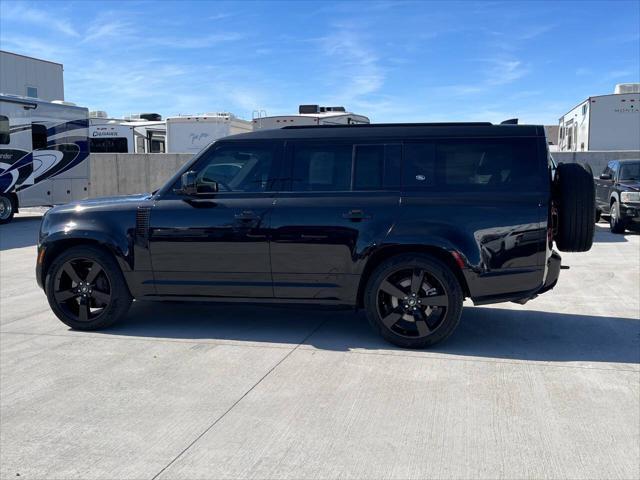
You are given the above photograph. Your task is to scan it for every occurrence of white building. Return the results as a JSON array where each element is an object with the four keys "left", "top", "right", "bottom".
[
  {"left": 0, "top": 50, "right": 64, "bottom": 101},
  {"left": 558, "top": 84, "right": 640, "bottom": 151}
]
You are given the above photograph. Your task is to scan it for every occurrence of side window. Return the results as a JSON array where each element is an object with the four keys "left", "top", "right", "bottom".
[
  {"left": 610, "top": 162, "right": 619, "bottom": 179},
  {"left": 189, "top": 144, "right": 276, "bottom": 193},
  {"left": 292, "top": 143, "right": 352, "bottom": 191},
  {"left": 0, "top": 115, "right": 9, "bottom": 145},
  {"left": 403, "top": 142, "right": 436, "bottom": 189},
  {"left": 354, "top": 145, "right": 383, "bottom": 190},
  {"left": 436, "top": 139, "right": 541, "bottom": 191},
  {"left": 32, "top": 123, "right": 47, "bottom": 150},
  {"left": 353, "top": 144, "right": 402, "bottom": 190}
]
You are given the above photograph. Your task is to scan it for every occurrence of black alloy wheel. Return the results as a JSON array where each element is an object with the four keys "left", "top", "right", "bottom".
[
  {"left": 53, "top": 257, "right": 112, "bottom": 323},
  {"left": 364, "top": 254, "right": 464, "bottom": 348},
  {"left": 45, "top": 245, "right": 132, "bottom": 330},
  {"left": 376, "top": 267, "right": 449, "bottom": 338}
]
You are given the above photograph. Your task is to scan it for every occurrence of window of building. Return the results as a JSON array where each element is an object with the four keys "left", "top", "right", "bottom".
[
  {"left": 26, "top": 86, "right": 38, "bottom": 98},
  {"left": 90, "top": 137, "right": 129, "bottom": 153},
  {"left": 31, "top": 123, "right": 47, "bottom": 150},
  {"left": 0, "top": 115, "right": 9, "bottom": 144},
  {"left": 582, "top": 104, "right": 588, "bottom": 115},
  {"left": 292, "top": 143, "right": 352, "bottom": 191}
]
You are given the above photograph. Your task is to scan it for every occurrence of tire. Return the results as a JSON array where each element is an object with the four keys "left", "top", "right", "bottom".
[
  {"left": 609, "top": 201, "right": 626, "bottom": 234},
  {"left": 45, "top": 245, "right": 132, "bottom": 330},
  {"left": 595, "top": 209, "right": 601, "bottom": 223},
  {"left": 554, "top": 163, "right": 595, "bottom": 252},
  {"left": 0, "top": 194, "right": 15, "bottom": 224},
  {"left": 364, "top": 254, "right": 463, "bottom": 348}
]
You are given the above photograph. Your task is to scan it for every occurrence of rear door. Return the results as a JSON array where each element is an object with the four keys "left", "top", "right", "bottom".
[
  {"left": 269, "top": 140, "right": 401, "bottom": 303},
  {"left": 596, "top": 161, "right": 615, "bottom": 210}
]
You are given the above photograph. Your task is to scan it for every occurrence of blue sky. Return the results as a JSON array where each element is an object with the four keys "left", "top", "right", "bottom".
[{"left": 1, "top": 0, "right": 639, "bottom": 124}]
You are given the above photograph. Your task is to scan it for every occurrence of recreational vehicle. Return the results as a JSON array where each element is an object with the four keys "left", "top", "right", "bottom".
[
  {"left": 0, "top": 94, "right": 90, "bottom": 223},
  {"left": 558, "top": 84, "right": 640, "bottom": 151},
  {"left": 252, "top": 105, "right": 370, "bottom": 130},
  {"left": 165, "top": 113, "right": 252, "bottom": 153},
  {"left": 89, "top": 113, "right": 166, "bottom": 153}
]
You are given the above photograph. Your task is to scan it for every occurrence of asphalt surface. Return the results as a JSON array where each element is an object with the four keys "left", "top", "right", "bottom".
[{"left": 1, "top": 209, "right": 638, "bottom": 480}]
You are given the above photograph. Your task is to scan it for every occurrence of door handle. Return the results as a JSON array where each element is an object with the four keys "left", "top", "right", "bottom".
[{"left": 342, "top": 209, "right": 371, "bottom": 221}]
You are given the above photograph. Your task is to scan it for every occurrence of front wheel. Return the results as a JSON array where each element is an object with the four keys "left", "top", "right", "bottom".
[
  {"left": 364, "top": 254, "right": 463, "bottom": 348},
  {"left": 0, "top": 194, "right": 15, "bottom": 224},
  {"left": 610, "top": 202, "right": 626, "bottom": 234},
  {"left": 45, "top": 245, "right": 132, "bottom": 330}
]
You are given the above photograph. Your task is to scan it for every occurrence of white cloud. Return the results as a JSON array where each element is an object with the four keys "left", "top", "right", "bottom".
[{"left": 0, "top": 2, "right": 79, "bottom": 37}]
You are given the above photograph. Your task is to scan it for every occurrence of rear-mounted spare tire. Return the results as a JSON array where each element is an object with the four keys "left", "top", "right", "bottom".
[{"left": 554, "top": 163, "right": 595, "bottom": 252}]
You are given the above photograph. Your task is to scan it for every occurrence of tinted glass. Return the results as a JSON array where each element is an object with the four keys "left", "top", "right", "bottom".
[
  {"left": 354, "top": 145, "right": 383, "bottom": 190},
  {"left": 194, "top": 144, "right": 275, "bottom": 193},
  {"left": 90, "top": 137, "right": 128, "bottom": 153},
  {"left": 437, "top": 139, "right": 540, "bottom": 190},
  {"left": 292, "top": 144, "right": 352, "bottom": 191},
  {"left": 403, "top": 142, "right": 436, "bottom": 188},
  {"left": 0, "top": 115, "right": 8, "bottom": 144},
  {"left": 31, "top": 124, "right": 47, "bottom": 150}
]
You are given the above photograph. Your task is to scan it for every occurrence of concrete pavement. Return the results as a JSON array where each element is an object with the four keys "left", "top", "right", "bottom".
[{"left": 1, "top": 211, "right": 638, "bottom": 479}]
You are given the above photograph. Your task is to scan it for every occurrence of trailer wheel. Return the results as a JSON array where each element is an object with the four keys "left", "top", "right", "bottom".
[
  {"left": 554, "top": 163, "right": 595, "bottom": 252},
  {"left": 0, "top": 194, "right": 15, "bottom": 224}
]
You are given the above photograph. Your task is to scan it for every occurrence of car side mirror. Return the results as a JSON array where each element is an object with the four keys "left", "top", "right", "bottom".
[
  {"left": 180, "top": 171, "right": 198, "bottom": 196},
  {"left": 599, "top": 173, "right": 612, "bottom": 180}
]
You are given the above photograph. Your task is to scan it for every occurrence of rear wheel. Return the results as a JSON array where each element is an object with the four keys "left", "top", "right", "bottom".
[
  {"left": 609, "top": 202, "right": 626, "bottom": 234},
  {"left": 554, "top": 163, "right": 595, "bottom": 252},
  {"left": 45, "top": 245, "right": 132, "bottom": 330},
  {"left": 364, "top": 254, "right": 463, "bottom": 348},
  {"left": 0, "top": 194, "right": 15, "bottom": 224}
]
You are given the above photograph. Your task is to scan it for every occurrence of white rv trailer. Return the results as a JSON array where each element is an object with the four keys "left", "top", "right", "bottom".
[
  {"left": 252, "top": 105, "right": 370, "bottom": 131},
  {"left": 0, "top": 93, "right": 90, "bottom": 223},
  {"left": 165, "top": 113, "right": 252, "bottom": 153},
  {"left": 558, "top": 84, "right": 640, "bottom": 151},
  {"left": 89, "top": 114, "right": 166, "bottom": 153}
]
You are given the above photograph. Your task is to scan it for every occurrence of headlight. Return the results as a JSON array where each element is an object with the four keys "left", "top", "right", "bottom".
[{"left": 621, "top": 191, "right": 640, "bottom": 202}]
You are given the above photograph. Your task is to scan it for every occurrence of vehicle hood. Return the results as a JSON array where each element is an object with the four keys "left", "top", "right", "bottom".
[
  {"left": 48, "top": 193, "right": 153, "bottom": 214},
  {"left": 618, "top": 181, "right": 640, "bottom": 191}
]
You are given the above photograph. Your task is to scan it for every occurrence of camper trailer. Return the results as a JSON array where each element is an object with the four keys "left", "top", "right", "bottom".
[
  {"left": 558, "top": 84, "right": 640, "bottom": 151},
  {"left": 0, "top": 94, "right": 90, "bottom": 223},
  {"left": 165, "top": 113, "right": 252, "bottom": 153},
  {"left": 252, "top": 105, "right": 370, "bottom": 130},
  {"left": 89, "top": 113, "right": 166, "bottom": 153}
]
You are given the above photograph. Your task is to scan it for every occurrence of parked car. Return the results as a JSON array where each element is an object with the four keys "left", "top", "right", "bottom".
[
  {"left": 594, "top": 159, "right": 640, "bottom": 233},
  {"left": 36, "top": 123, "right": 595, "bottom": 348}
]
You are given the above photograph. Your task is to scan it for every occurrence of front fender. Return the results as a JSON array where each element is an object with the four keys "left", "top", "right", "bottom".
[{"left": 37, "top": 209, "right": 136, "bottom": 288}]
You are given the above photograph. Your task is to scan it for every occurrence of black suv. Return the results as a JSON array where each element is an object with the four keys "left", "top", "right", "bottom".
[{"left": 36, "top": 123, "right": 594, "bottom": 348}]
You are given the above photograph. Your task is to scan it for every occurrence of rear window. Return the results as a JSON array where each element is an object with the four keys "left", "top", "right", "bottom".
[{"left": 403, "top": 138, "right": 541, "bottom": 191}]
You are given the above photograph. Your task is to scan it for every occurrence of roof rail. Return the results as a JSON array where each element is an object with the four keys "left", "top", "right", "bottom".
[{"left": 281, "top": 122, "right": 493, "bottom": 130}]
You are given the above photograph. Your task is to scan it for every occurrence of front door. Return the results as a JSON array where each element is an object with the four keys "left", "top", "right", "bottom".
[
  {"left": 270, "top": 141, "right": 401, "bottom": 303},
  {"left": 148, "top": 141, "right": 282, "bottom": 298}
]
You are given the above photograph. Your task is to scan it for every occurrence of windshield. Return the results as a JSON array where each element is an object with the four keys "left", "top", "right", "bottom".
[{"left": 619, "top": 162, "right": 640, "bottom": 181}]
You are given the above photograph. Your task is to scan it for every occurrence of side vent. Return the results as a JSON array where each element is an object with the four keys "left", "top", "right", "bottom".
[{"left": 135, "top": 207, "right": 151, "bottom": 246}]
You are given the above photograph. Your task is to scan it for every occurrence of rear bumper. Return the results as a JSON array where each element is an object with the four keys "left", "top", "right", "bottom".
[{"left": 472, "top": 250, "right": 561, "bottom": 306}]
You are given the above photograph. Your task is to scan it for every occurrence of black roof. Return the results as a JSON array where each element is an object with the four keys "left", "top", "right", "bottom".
[{"left": 224, "top": 123, "right": 545, "bottom": 141}]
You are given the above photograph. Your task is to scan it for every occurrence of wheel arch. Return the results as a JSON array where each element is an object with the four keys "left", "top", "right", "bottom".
[
  {"left": 39, "top": 236, "right": 130, "bottom": 289},
  {"left": 356, "top": 244, "right": 470, "bottom": 308}
]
